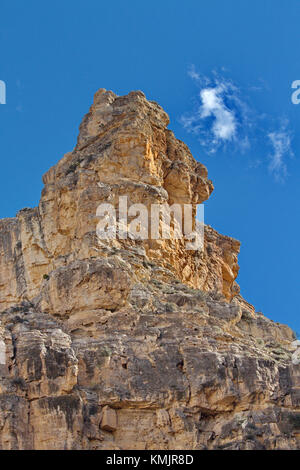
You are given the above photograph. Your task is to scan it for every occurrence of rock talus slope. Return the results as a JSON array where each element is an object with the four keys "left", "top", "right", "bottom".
[{"left": 0, "top": 89, "right": 299, "bottom": 450}]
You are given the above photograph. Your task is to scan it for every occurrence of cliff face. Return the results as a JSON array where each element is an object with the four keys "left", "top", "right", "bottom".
[{"left": 0, "top": 89, "right": 299, "bottom": 450}]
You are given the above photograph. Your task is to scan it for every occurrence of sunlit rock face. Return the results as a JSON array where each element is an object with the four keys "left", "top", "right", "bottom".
[{"left": 0, "top": 89, "right": 299, "bottom": 450}]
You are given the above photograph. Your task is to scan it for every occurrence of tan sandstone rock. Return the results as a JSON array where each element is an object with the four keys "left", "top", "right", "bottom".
[{"left": 0, "top": 89, "right": 298, "bottom": 450}]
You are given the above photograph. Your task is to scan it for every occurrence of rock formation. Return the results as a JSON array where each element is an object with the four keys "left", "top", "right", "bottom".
[{"left": 0, "top": 89, "right": 299, "bottom": 450}]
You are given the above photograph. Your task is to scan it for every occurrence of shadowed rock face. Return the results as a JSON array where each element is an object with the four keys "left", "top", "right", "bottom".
[{"left": 0, "top": 89, "right": 299, "bottom": 450}]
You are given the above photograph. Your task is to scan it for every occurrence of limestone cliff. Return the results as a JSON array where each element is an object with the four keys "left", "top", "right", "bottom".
[{"left": 0, "top": 89, "right": 299, "bottom": 450}]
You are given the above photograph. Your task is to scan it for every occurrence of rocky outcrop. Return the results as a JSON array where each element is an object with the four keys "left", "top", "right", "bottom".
[{"left": 0, "top": 89, "right": 299, "bottom": 450}]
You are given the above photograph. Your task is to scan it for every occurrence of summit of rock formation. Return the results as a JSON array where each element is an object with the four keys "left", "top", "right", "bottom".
[{"left": 0, "top": 89, "right": 299, "bottom": 450}]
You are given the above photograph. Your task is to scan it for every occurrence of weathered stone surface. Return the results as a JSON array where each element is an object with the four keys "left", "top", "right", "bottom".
[
  {"left": 0, "top": 89, "right": 299, "bottom": 450},
  {"left": 100, "top": 406, "right": 117, "bottom": 432}
]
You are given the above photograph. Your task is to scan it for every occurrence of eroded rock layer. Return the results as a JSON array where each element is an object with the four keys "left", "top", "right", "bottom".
[{"left": 0, "top": 89, "right": 299, "bottom": 450}]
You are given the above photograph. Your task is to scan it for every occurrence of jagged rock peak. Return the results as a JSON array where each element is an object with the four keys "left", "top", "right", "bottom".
[{"left": 0, "top": 89, "right": 299, "bottom": 450}]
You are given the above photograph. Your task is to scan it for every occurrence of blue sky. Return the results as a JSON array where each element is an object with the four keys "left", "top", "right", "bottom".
[{"left": 1, "top": 0, "right": 300, "bottom": 334}]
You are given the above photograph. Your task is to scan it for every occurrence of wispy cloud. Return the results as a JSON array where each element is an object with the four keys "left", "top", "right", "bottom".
[
  {"left": 268, "top": 122, "right": 293, "bottom": 181},
  {"left": 200, "top": 86, "right": 236, "bottom": 141},
  {"left": 182, "top": 66, "right": 294, "bottom": 181},
  {"left": 181, "top": 67, "right": 253, "bottom": 153},
  {"left": 187, "top": 66, "right": 201, "bottom": 82}
]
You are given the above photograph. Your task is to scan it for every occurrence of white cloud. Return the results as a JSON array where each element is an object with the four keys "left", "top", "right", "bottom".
[
  {"left": 268, "top": 125, "right": 293, "bottom": 181},
  {"left": 182, "top": 67, "right": 295, "bottom": 181},
  {"left": 181, "top": 70, "right": 250, "bottom": 153},
  {"left": 200, "top": 86, "right": 236, "bottom": 141}
]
